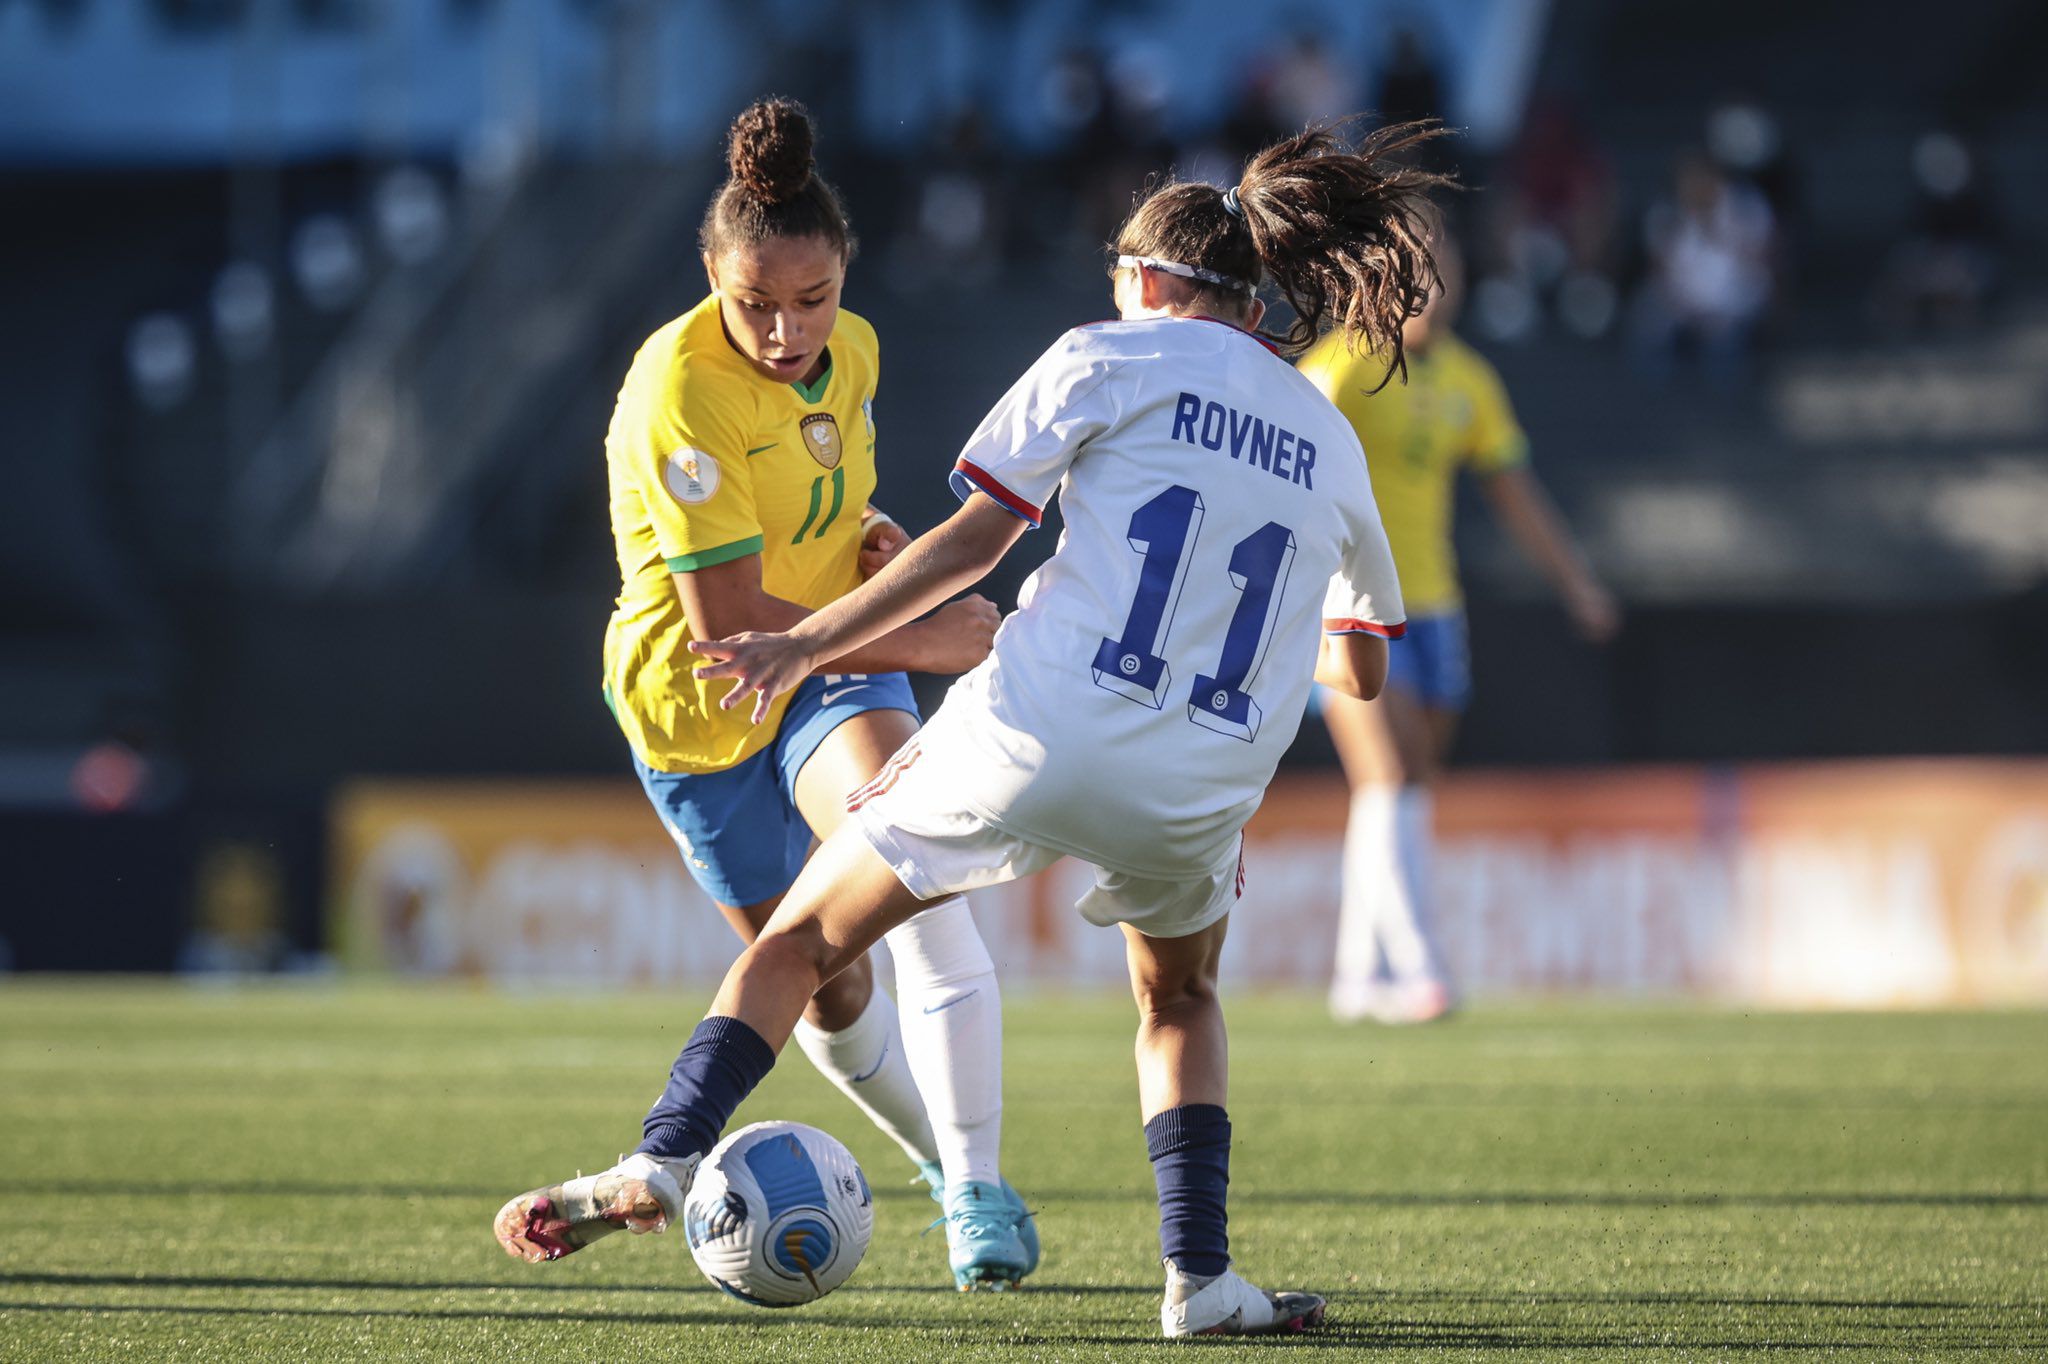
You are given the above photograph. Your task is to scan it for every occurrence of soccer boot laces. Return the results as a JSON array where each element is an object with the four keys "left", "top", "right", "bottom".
[
  {"left": 492, "top": 1151, "right": 698, "bottom": 1263},
  {"left": 921, "top": 1161, "right": 1041, "bottom": 1282},
  {"left": 942, "top": 1178, "right": 1033, "bottom": 1291},
  {"left": 1160, "top": 1261, "right": 1327, "bottom": 1338}
]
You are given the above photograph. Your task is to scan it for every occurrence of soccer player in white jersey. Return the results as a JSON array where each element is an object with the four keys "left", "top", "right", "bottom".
[{"left": 618, "top": 121, "right": 1449, "bottom": 1338}]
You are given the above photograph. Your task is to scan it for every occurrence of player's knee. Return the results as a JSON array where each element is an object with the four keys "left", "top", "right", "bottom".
[
  {"left": 1133, "top": 966, "right": 1220, "bottom": 1024},
  {"left": 743, "top": 925, "right": 833, "bottom": 995}
]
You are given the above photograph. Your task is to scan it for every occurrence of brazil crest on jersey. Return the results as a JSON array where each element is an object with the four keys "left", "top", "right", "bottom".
[{"left": 603, "top": 295, "right": 880, "bottom": 773}]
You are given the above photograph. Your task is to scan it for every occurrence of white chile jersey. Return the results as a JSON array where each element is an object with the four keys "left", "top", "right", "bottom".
[{"left": 931, "top": 315, "right": 1406, "bottom": 879}]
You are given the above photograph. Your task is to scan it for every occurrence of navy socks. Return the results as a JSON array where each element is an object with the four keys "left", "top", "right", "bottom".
[
  {"left": 1145, "top": 1103, "right": 1231, "bottom": 1277},
  {"left": 638, "top": 1016, "right": 779, "bottom": 1160}
]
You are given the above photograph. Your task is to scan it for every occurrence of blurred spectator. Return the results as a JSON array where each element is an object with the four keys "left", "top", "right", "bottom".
[
  {"left": 1268, "top": 29, "right": 1362, "bottom": 132},
  {"left": 1375, "top": 25, "right": 1443, "bottom": 129},
  {"left": 1375, "top": 25, "right": 1461, "bottom": 180},
  {"left": 1705, "top": 96, "right": 1798, "bottom": 223},
  {"left": 1032, "top": 41, "right": 1178, "bottom": 261},
  {"left": 1473, "top": 97, "right": 1620, "bottom": 342},
  {"left": 1875, "top": 130, "right": 1999, "bottom": 332},
  {"left": 1630, "top": 151, "right": 1775, "bottom": 382},
  {"left": 1209, "top": 59, "right": 1291, "bottom": 167},
  {"left": 888, "top": 110, "right": 1003, "bottom": 291}
]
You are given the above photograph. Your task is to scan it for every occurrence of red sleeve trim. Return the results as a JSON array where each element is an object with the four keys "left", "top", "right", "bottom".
[
  {"left": 1324, "top": 618, "right": 1407, "bottom": 639},
  {"left": 951, "top": 459, "right": 1044, "bottom": 527}
]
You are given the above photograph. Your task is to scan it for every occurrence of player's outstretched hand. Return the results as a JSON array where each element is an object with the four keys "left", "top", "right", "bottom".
[{"left": 690, "top": 632, "right": 815, "bottom": 724}]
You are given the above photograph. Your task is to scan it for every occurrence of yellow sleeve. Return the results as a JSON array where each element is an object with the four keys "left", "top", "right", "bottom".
[
  {"left": 1460, "top": 354, "right": 1530, "bottom": 474},
  {"left": 611, "top": 357, "right": 764, "bottom": 572}
]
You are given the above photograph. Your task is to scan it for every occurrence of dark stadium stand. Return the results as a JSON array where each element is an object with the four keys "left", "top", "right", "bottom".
[{"left": 3, "top": 0, "right": 2045, "bottom": 798}]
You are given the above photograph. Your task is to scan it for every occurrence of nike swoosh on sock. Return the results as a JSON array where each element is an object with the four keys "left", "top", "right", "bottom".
[
  {"left": 922, "top": 989, "right": 980, "bottom": 1016},
  {"left": 849, "top": 1039, "right": 889, "bottom": 1083}
]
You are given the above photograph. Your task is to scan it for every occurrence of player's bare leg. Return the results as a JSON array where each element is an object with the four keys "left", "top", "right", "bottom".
[
  {"left": 1124, "top": 918, "right": 1327, "bottom": 1337},
  {"left": 492, "top": 875, "right": 883, "bottom": 1264},
  {"left": 490, "top": 877, "right": 875, "bottom": 1265},
  {"left": 796, "top": 711, "right": 1034, "bottom": 1287},
  {"left": 703, "top": 827, "right": 1033, "bottom": 1288},
  {"left": 1324, "top": 685, "right": 1456, "bottom": 1024}
]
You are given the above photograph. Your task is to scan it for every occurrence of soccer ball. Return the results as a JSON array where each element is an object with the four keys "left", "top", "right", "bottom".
[{"left": 683, "top": 1121, "right": 874, "bottom": 1307}]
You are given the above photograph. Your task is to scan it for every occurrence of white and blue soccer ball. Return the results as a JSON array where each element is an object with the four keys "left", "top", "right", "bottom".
[{"left": 683, "top": 1121, "right": 874, "bottom": 1307}]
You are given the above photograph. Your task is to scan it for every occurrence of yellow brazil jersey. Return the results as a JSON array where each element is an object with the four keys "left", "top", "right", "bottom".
[
  {"left": 1296, "top": 329, "right": 1528, "bottom": 615},
  {"left": 602, "top": 295, "right": 879, "bottom": 774}
]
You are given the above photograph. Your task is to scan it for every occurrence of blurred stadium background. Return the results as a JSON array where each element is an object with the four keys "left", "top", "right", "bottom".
[{"left": 3, "top": 0, "right": 2046, "bottom": 1008}]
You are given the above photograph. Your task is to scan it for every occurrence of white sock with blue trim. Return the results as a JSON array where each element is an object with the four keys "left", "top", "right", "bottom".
[
  {"left": 885, "top": 897, "right": 1004, "bottom": 1190},
  {"left": 792, "top": 985, "right": 939, "bottom": 1171}
]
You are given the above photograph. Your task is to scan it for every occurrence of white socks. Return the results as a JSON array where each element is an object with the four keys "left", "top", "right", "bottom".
[
  {"left": 883, "top": 897, "right": 1004, "bottom": 1189},
  {"left": 1331, "top": 784, "right": 1446, "bottom": 992},
  {"left": 791, "top": 984, "right": 939, "bottom": 1171}
]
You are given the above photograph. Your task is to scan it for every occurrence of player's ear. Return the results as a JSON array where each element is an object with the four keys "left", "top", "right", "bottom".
[
  {"left": 703, "top": 252, "right": 721, "bottom": 294},
  {"left": 1137, "top": 264, "right": 1173, "bottom": 312},
  {"left": 1245, "top": 296, "right": 1267, "bottom": 331}
]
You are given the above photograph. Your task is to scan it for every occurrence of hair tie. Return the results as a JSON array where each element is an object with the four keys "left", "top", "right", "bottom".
[{"left": 1221, "top": 186, "right": 1244, "bottom": 219}]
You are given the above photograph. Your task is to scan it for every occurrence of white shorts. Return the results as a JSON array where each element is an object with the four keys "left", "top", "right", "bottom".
[{"left": 846, "top": 737, "right": 1244, "bottom": 940}]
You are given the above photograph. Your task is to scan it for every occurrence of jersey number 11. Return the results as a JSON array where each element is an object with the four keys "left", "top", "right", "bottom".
[{"left": 1090, "top": 484, "right": 1297, "bottom": 743}]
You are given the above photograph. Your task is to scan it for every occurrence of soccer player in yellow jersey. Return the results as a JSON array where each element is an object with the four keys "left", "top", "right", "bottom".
[
  {"left": 494, "top": 99, "right": 1036, "bottom": 1290},
  {"left": 1298, "top": 236, "right": 1618, "bottom": 1024}
]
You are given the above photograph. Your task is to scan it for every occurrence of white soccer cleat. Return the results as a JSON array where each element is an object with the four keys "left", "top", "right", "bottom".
[
  {"left": 493, "top": 1151, "right": 698, "bottom": 1263},
  {"left": 1160, "top": 1262, "right": 1327, "bottom": 1338},
  {"left": 1329, "top": 977, "right": 1454, "bottom": 1026}
]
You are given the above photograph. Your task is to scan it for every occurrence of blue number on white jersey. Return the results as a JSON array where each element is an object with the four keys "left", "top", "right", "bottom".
[
  {"left": 1093, "top": 483, "right": 1296, "bottom": 742},
  {"left": 1190, "top": 521, "right": 1296, "bottom": 741},
  {"left": 1091, "top": 485, "right": 1203, "bottom": 708}
]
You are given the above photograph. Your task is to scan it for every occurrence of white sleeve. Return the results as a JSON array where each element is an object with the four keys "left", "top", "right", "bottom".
[
  {"left": 1322, "top": 469, "right": 1407, "bottom": 638},
  {"left": 948, "top": 330, "right": 1124, "bottom": 528}
]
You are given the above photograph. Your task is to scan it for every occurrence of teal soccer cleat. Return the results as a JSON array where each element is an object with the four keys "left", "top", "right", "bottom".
[{"left": 921, "top": 1163, "right": 1039, "bottom": 1290}]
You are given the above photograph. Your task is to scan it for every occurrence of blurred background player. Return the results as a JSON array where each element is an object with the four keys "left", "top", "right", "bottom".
[
  {"left": 669, "top": 119, "right": 1443, "bottom": 1339},
  {"left": 1298, "top": 235, "right": 1618, "bottom": 1025},
  {"left": 492, "top": 99, "right": 1035, "bottom": 1290}
]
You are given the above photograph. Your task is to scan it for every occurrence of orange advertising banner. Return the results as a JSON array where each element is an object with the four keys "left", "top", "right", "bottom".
[{"left": 332, "top": 761, "right": 2048, "bottom": 1005}]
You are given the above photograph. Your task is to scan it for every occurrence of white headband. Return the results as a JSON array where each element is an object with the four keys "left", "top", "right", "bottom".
[{"left": 1115, "top": 254, "right": 1254, "bottom": 295}]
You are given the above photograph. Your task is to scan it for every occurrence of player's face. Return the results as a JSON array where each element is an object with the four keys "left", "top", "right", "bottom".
[{"left": 706, "top": 236, "right": 845, "bottom": 387}]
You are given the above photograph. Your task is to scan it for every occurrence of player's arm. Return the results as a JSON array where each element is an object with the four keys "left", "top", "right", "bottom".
[
  {"left": 671, "top": 555, "right": 995, "bottom": 677},
  {"left": 1320, "top": 429, "right": 1407, "bottom": 702},
  {"left": 1475, "top": 465, "right": 1618, "bottom": 642},
  {"left": 1461, "top": 360, "right": 1618, "bottom": 643},
  {"left": 1315, "top": 634, "right": 1389, "bottom": 701},
  {"left": 691, "top": 496, "right": 1026, "bottom": 722}
]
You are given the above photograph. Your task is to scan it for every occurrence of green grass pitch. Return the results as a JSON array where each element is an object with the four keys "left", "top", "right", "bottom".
[{"left": 1, "top": 981, "right": 2043, "bottom": 1361}]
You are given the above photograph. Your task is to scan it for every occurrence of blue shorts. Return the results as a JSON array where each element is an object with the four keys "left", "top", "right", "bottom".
[
  {"left": 632, "top": 672, "right": 920, "bottom": 907},
  {"left": 1384, "top": 611, "right": 1472, "bottom": 710}
]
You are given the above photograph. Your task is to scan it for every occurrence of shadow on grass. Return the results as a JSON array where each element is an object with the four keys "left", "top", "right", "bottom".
[
  {"left": 114, "top": 1181, "right": 2048, "bottom": 1211},
  {"left": 0, "top": 1298, "right": 903, "bottom": 1329},
  {"left": 6, "top": 1297, "right": 2038, "bottom": 1352},
  {"left": 0, "top": 1270, "right": 1141, "bottom": 1299},
  {"left": 6, "top": 1272, "right": 2038, "bottom": 1318}
]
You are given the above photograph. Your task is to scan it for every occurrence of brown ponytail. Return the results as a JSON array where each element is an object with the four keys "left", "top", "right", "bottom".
[
  {"left": 1114, "top": 118, "right": 1454, "bottom": 389},
  {"left": 701, "top": 97, "right": 856, "bottom": 261}
]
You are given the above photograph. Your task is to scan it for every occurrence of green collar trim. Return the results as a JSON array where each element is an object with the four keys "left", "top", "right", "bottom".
[{"left": 790, "top": 352, "right": 832, "bottom": 404}]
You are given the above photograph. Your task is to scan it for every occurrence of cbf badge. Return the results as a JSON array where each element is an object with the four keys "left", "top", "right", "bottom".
[
  {"left": 663, "top": 447, "right": 720, "bottom": 504},
  {"left": 800, "top": 412, "right": 841, "bottom": 470}
]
